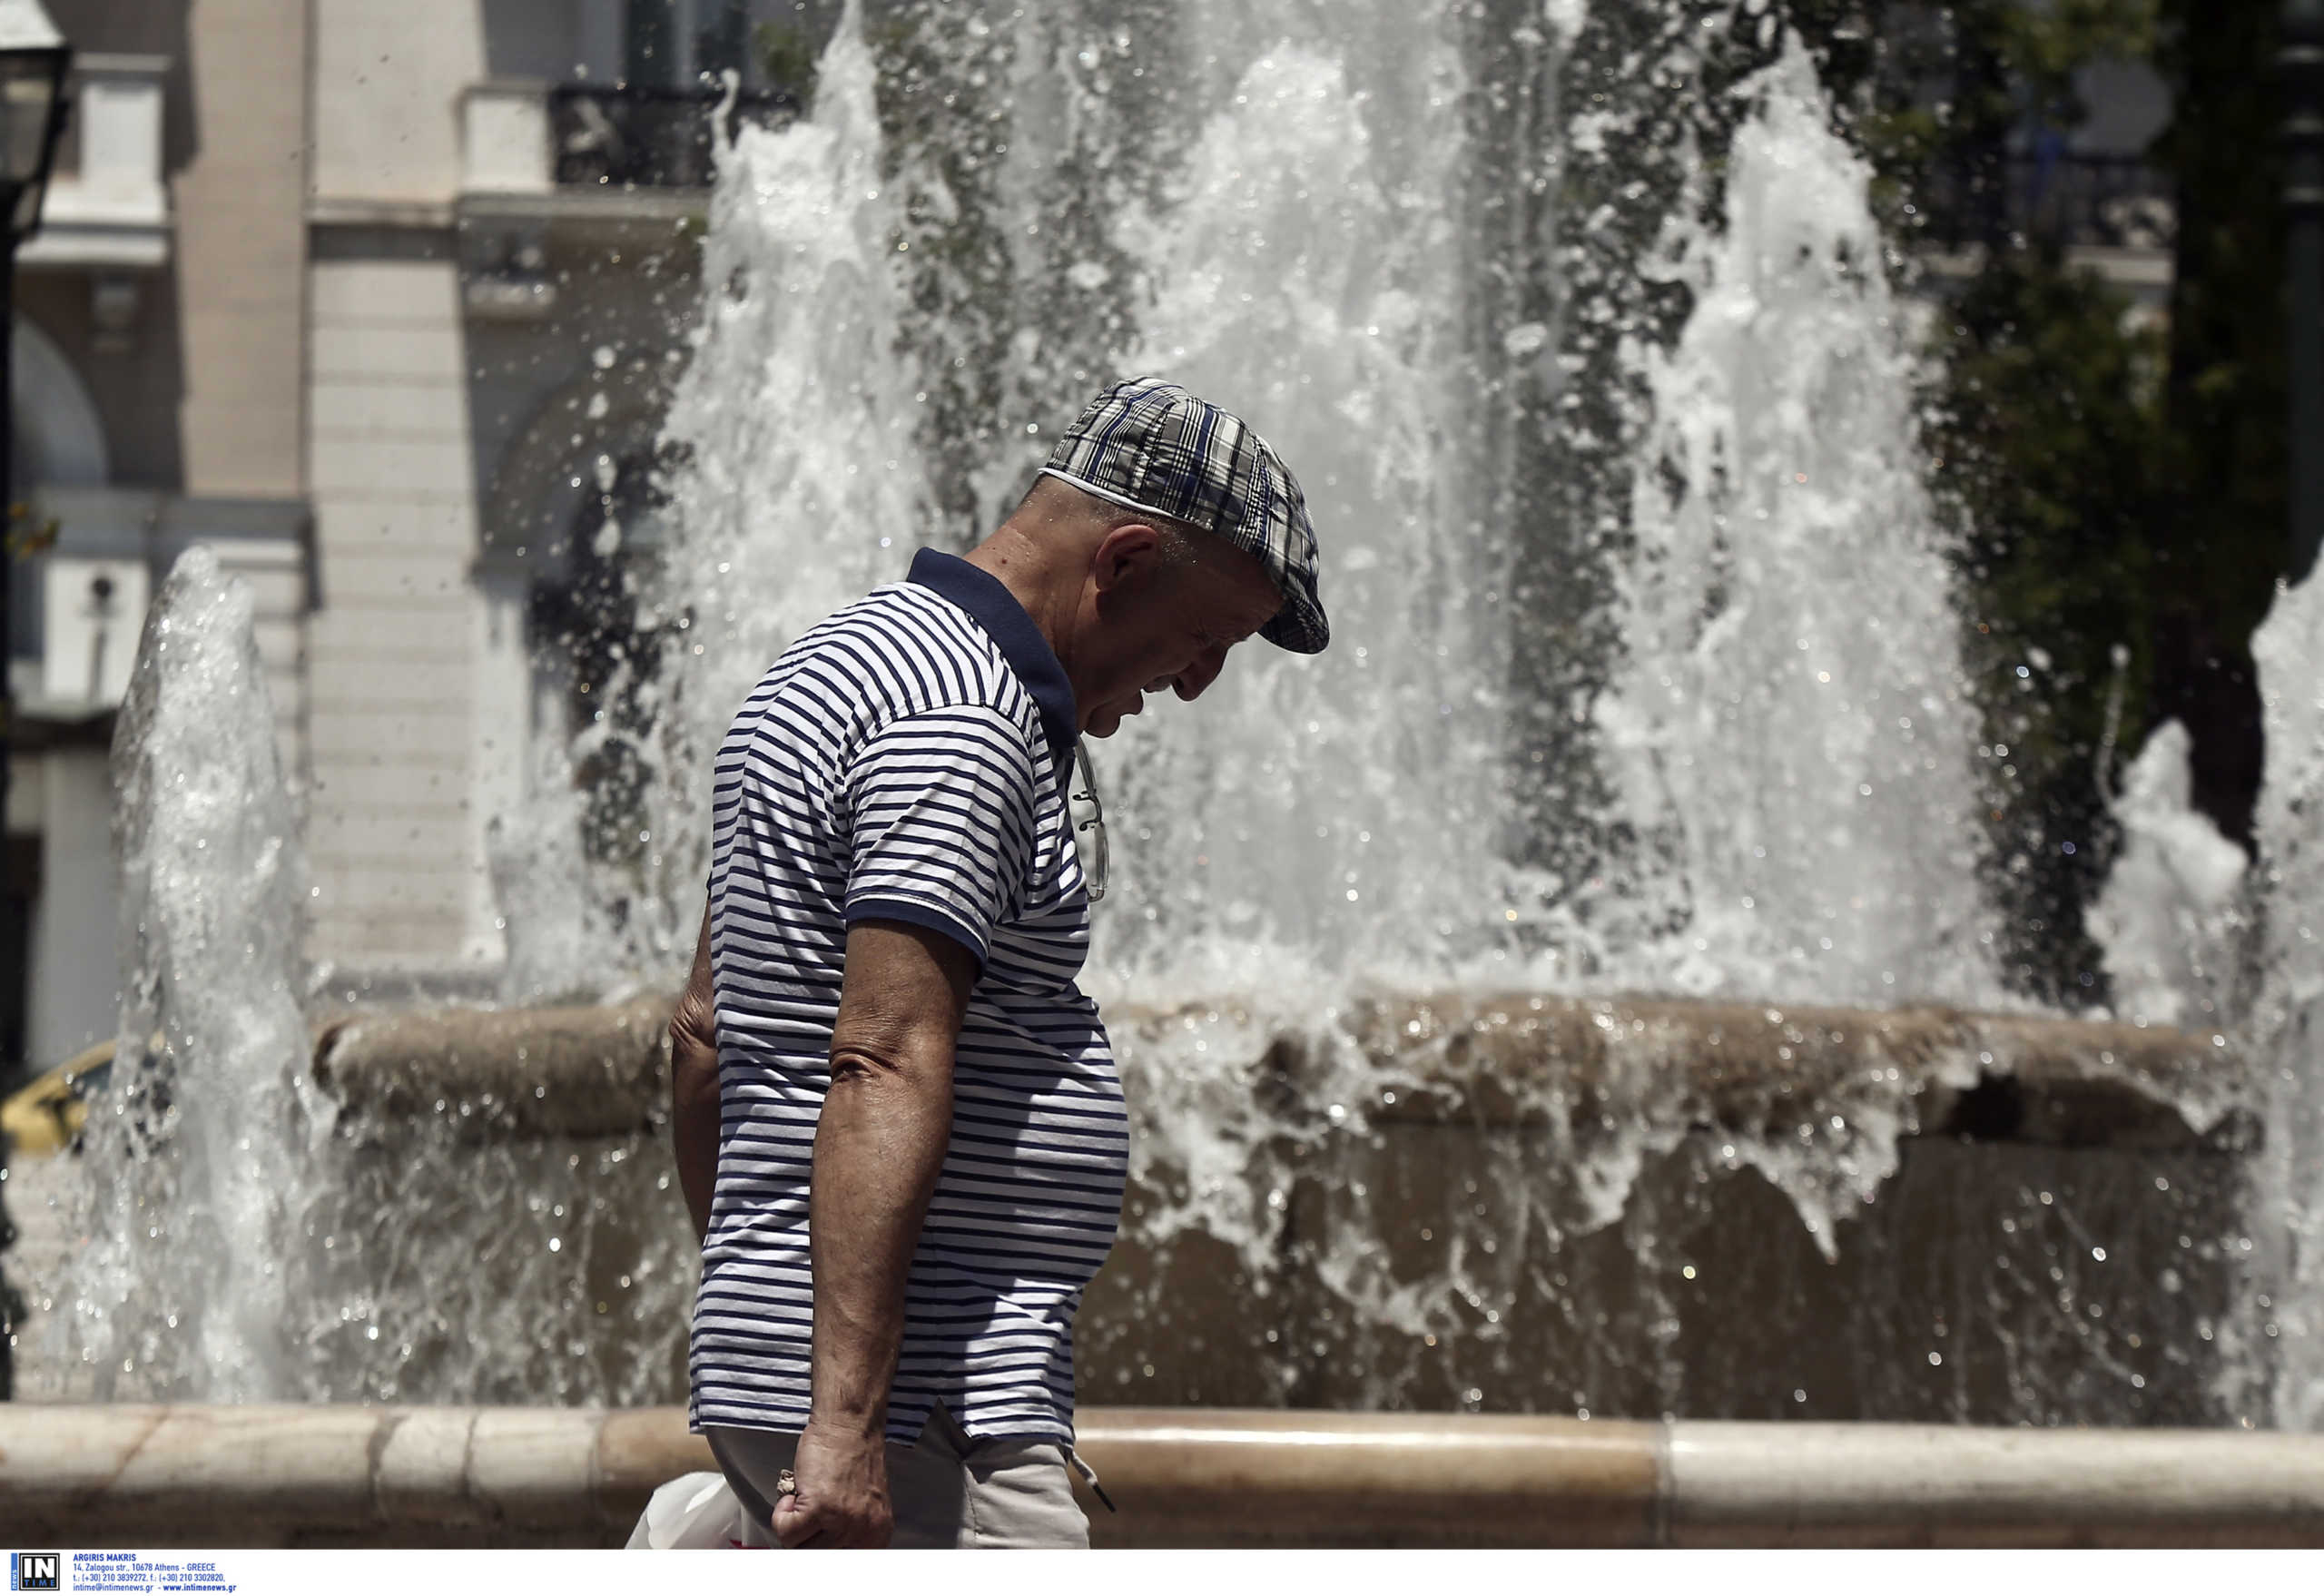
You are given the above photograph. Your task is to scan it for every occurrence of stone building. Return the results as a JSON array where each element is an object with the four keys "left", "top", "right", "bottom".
[{"left": 15, "top": 1, "right": 812, "bottom": 1078}]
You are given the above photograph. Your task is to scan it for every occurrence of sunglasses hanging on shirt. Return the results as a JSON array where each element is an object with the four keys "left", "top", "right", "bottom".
[{"left": 1068, "top": 739, "right": 1108, "bottom": 902}]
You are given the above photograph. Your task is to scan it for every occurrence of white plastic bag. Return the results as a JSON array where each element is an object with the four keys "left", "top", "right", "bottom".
[{"left": 625, "top": 1471, "right": 751, "bottom": 1549}]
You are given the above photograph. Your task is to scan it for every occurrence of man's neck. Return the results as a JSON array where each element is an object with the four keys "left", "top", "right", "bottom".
[{"left": 963, "top": 527, "right": 1081, "bottom": 681}]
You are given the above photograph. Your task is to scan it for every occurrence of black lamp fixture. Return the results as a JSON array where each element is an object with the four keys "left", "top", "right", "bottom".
[
  {"left": 0, "top": 0, "right": 66, "bottom": 712},
  {"left": 0, "top": 0, "right": 67, "bottom": 550},
  {"left": 0, "top": 0, "right": 68, "bottom": 245}
]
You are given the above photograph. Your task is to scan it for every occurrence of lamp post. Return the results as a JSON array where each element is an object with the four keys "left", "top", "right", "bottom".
[
  {"left": 2290, "top": 0, "right": 2324, "bottom": 583},
  {"left": 0, "top": 0, "right": 69, "bottom": 708},
  {"left": 0, "top": 0, "right": 66, "bottom": 1407}
]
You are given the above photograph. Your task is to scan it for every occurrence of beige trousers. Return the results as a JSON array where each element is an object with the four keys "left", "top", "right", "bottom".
[{"left": 705, "top": 1404, "right": 1091, "bottom": 1550}]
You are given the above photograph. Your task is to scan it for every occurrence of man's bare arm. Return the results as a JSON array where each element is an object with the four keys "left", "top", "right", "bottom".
[
  {"left": 670, "top": 908, "right": 720, "bottom": 1246},
  {"left": 777, "top": 919, "right": 973, "bottom": 1550}
]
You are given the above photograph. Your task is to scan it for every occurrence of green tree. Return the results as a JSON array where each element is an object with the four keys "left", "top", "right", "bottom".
[
  {"left": 2144, "top": 0, "right": 2286, "bottom": 845},
  {"left": 1925, "top": 253, "right": 2168, "bottom": 1002}
]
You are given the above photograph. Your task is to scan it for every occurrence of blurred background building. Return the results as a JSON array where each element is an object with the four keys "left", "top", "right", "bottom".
[{"left": 12, "top": 1, "right": 819, "bottom": 1085}]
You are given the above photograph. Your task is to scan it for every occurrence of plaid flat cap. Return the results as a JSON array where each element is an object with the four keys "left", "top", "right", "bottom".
[{"left": 1040, "top": 377, "right": 1329, "bottom": 654}]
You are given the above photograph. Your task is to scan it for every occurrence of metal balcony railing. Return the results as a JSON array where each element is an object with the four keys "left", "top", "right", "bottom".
[
  {"left": 1920, "top": 152, "right": 2176, "bottom": 253},
  {"left": 547, "top": 84, "right": 799, "bottom": 191},
  {"left": 2012, "top": 152, "right": 2175, "bottom": 251}
]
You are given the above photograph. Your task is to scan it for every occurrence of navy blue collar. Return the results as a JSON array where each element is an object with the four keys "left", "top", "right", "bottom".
[{"left": 907, "top": 547, "right": 1078, "bottom": 773}]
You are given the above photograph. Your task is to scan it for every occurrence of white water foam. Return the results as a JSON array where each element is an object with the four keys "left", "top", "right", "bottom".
[
  {"left": 1593, "top": 40, "right": 2001, "bottom": 1010},
  {"left": 1036, "top": 34, "right": 2028, "bottom": 1340},
  {"left": 2088, "top": 719, "right": 2250, "bottom": 1031},
  {"left": 64, "top": 547, "right": 323, "bottom": 1400},
  {"left": 1082, "top": 28, "right": 1504, "bottom": 1253},
  {"left": 2251, "top": 571, "right": 2324, "bottom": 1427},
  {"left": 509, "top": 0, "right": 932, "bottom": 989},
  {"left": 51, "top": 541, "right": 692, "bottom": 1402},
  {"left": 1097, "top": 39, "right": 1492, "bottom": 982}
]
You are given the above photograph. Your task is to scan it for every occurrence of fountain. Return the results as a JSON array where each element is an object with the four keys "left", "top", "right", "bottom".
[
  {"left": 2250, "top": 569, "right": 2324, "bottom": 1431},
  {"left": 10, "top": 0, "right": 2301, "bottom": 1476},
  {"left": 67, "top": 548, "right": 324, "bottom": 1403},
  {"left": 1599, "top": 41, "right": 2000, "bottom": 1007}
]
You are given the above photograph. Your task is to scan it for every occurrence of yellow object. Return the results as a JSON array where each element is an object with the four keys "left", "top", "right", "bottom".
[{"left": 2, "top": 1039, "right": 115, "bottom": 1158}]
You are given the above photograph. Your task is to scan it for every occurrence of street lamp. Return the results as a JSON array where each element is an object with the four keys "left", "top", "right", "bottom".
[
  {"left": 0, "top": 0, "right": 64, "bottom": 1409},
  {"left": 0, "top": 0, "right": 68, "bottom": 592},
  {"left": 0, "top": 0, "right": 68, "bottom": 237}
]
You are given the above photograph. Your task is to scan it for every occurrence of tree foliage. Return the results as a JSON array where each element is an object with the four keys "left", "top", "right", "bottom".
[
  {"left": 1926, "top": 251, "right": 2167, "bottom": 1003},
  {"left": 2144, "top": 0, "right": 2286, "bottom": 842}
]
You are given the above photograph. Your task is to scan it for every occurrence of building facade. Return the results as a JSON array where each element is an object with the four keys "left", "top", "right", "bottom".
[
  {"left": 19, "top": 0, "right": 310, "bottom": 1073},
  {"left": 15, "top": 2, "right": 820, "bottom": 1072}
]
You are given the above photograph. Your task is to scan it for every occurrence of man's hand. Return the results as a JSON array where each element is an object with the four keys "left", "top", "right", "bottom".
[{"left": 773, "top": 1420, "right": 895, "bottom": 1548}]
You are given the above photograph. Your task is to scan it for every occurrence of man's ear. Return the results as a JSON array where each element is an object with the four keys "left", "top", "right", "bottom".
[{"left": 1090, "top": 523, "right": 1166, "bottom": 595}]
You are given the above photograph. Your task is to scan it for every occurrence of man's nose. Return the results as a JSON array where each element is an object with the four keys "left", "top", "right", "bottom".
[{"left": 1175, "top": 645, "right": 1229, "bottom": 701}]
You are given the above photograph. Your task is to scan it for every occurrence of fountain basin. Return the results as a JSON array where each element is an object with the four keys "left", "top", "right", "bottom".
[
  {"left": 311, "top": 995, "right": 674, "bottom": 1140},
  {"left": 25, "top": 993, "right": 2263, "bottom": 1424},
  {"left": 5, "top": 1403, "right": 2320, "bottom": 1547},
  {"left": 1086, "top": 996, "right": 2258, "bottom": 1424},
  {"left": 303, "top": 992, "right": 2246, "bottom": 1148}
]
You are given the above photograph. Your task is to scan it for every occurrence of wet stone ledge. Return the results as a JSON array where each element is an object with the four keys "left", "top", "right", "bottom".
[
  {"left": 310, "top": 995, "right": 675, "bottom": 1140},
  {"left": 302, "top": 992, "right": 2250, "bottom": 1153},
  {"left": 59, "top": 993, "right": 2258, "bottom": 1425},
  {"left": 7, "top": 1404, "right": 2324, "bottom": 1548},
  {"left": 1330, "top": 995, "right": 2252, "bottom": 1151}
]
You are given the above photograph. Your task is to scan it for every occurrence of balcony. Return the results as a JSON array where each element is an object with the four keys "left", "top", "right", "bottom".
[
  {"left": 552, "top": 83, "right": 797, "bottom": 190},
  {"left": 460, "top": 80, "right": 798, "bottom": 201},
  {"left": 1912, "top": 152, "right": 2177, "bottom": 300},
  {"left": 1918, "top": 152, "right": 2175, "bottom": 253},
  {"left": 2008, "top": 153, "right": 2174, "bottom": 252},
  {"left": 20, "top": 54, "right": 171, "bottom": 271}
]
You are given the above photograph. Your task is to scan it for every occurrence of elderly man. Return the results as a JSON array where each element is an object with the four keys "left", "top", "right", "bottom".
[{"left": 665, "top": 378, "right": 1328, "bottom": 1549}]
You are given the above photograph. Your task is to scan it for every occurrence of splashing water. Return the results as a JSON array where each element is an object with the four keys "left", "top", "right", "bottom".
[
  {"left": 54, "top": 544, "right": 691, "bottom": 1402},
  {"left": 1593, "top": 42, "right": 2000, "bottom": 1008},
  {"left": 2088, "top": 720, "right": 2250, "bottom": 1031},
  {"left": 2250, "top": 573, "right": 2324, "bottom": 1428},
  {"left": 68, "top": 548, "right": 323, "bottom": 1400},
  {"left": 623, "top": 16, "right": 2017, "bottom": 1021},
  {"left": 1098, "top": 36, "right": 1500, "bottom": 980},
  {"left": 507, "top": 2, "right": 931, "bottom": 989},
  {"left": 1088, "top": 38, "right": 2027, "bottom": 1346}
]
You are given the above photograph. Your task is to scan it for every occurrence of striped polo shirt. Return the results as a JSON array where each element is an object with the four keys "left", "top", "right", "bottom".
[{"left": 689, "top": 547, "right": 1127, "bottom": 1446}]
